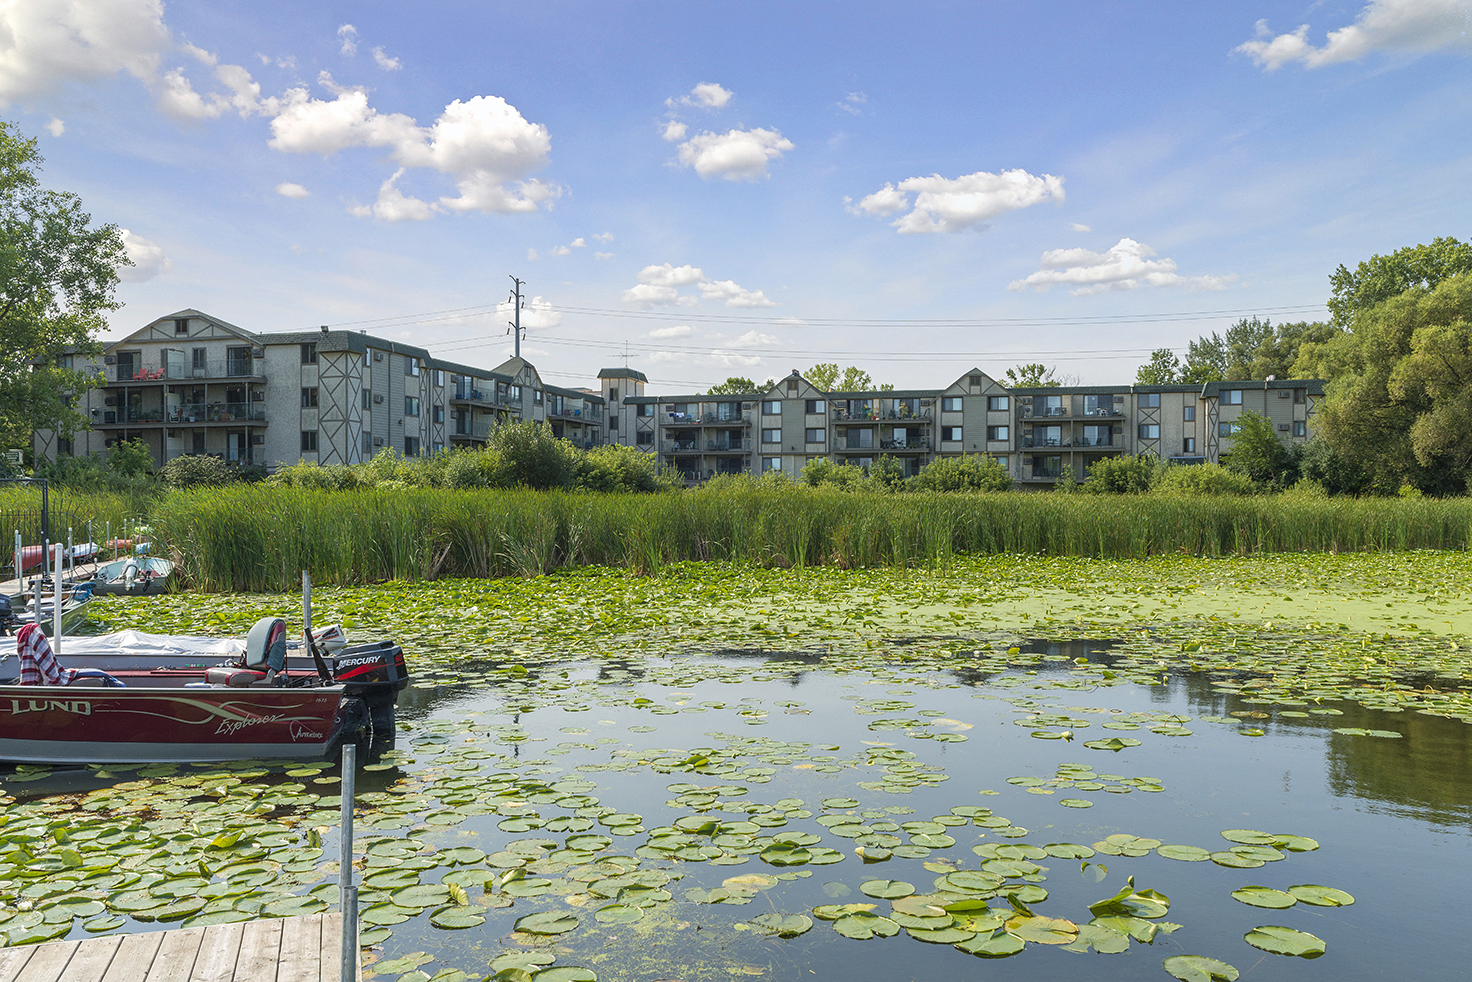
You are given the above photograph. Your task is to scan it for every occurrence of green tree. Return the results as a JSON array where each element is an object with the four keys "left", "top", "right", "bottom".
[
  {"left": 107, "top": 437, "right": 153, "bottom": 478},
  {"left": 908, "top": 454, "right": 1012, "bottom": 492},
  {"left": 806, "top": 363, "right": 886, "bottom": 391},
  {"left": 1080, "top": 455, "right": 1161, "bottom": 494},
  {"left": 1312, "top": 274, "right": 1472, "bottom": 493},
  {"left": 0, "top": 122, "right": 129, "bottom": 449},
  {"left": 706, "top": 376, "right": 757, "bottom": 395},
  {"left": 1169, "top": 317, "right": 1341, "bottom": 384},
  {"left": 1136, "top": 348, "right": 1181, "bottom": 385},
  {"left": 1004, "top": 363, "right": 1059, "bottom": 387},
  {"left": 1221, "top": 411, "right": 1297, "bottom": 488},
  {"left": 805, "top": 363, "right": 840, "bottom": 389},
  {"left": 1328, "top": 236, "right": 1472, "bottom": 327}
]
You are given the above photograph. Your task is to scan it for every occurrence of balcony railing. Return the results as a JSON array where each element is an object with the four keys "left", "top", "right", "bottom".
[
  {"left": 706, "top": 440, "right": 744, "bottom": 452},
  {"left": 452, "top": 421, "right": 493, "bottom": 439},
  {"left": 1074, "top": 436, "right": 1115, "bottom": 448},
  {"left": 665, "top": 441, "right": 700, "bottom": 453},
  {"left": 1022, "top": 437, "right": 1068, "bottom": 448},
  {"left": 1021, "top": 406, "right": 1068, "bottom": 419},
  {"left": 1079, "top": 407, "right": 1123, "bottom": 418},
  {"left": 879, "top": 438, "right": 932, "bottom": 451},
  {"left": 110, "top": 360, "right": 263, "bottom": 382},
  {"left": 96, "top": 403, "right": 266, "bottom": 425}
]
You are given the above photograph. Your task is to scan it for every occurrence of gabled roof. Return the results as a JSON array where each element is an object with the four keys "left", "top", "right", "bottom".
[{"left": 598, "top": 367, "right": 648, "bottom": 382}]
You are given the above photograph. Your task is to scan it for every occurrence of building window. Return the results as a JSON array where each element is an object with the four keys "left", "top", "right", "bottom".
[
  {"left": 805, "top": 428, "right": 825, "bottom": 444},
  {"left": 1139, "top": 392, "right": 1160, "bottom": 408},
  {"left": 363, "top": 350, "right": 372, "bottom": 368},
  {"left": 988, "top": 425, "right": 1009, "bottom": 442},
  {"left": 362, "top": 389, "right": 372, "bottom": 410},
  {"left": 1139, "top": 423, "right": 1160, "bottom": 439},
  {"left": 609, "top": 416, "right": 618, "bottom": 433},
  {"left": 193, "top": 432, "right": 206, "bottom": 453},
  {"left": 637, "top": 403, "right": 652, "bottom": 417},
  {"left": 533, "top": 389, "right": 542, "bottom": 405},
  {"left": 1219, "top": 421, "right": 1241, "bottom": 437},
  {"left": 762, "top": 428, "right": 781, "bottom": 444},
  {"left": 787, "top": 379, "right": 798, "bottom": 394},
  {"left": 846, "top": 428, "right": 874, "bottom": 450},
  {"left": 362, "top": 432, "right": 373, "bottom": 455},
  {"left": 1293, "top": 421, "right": 1307, "bottom": 437},
  {"left": 57, "top": 438, "right": 73, "bottom": 456},
  {"left": 986, "top": 395, "right": 1008, "bottom": 411},
  {"left": 174, "top": 318, "right": 189, "bottom": 335},
  {"left": 1293, "top": 388, "right": 1306, "bottom": 404},
  {"left": 805, "top": 399, "right": 826, "bottom": 414},
  {"left": 993, "top": 455, "right": 1009, "bottom": 471},
  {"left": 301, "top": 343, "right": 317, "bottom": 365},
  {"left": 433, "top": 405, "right": 445, "bottom": 424},
  {"left": 609, "top": 386, "right": 619, "bottom": 402},
  {"left": 1183, "top": 405, "right": 1195, "bottom": 422},
  {"left": 969, "top": 375, "right": 983, "bottom": 388},
  {"left": 763, "top": 457, "right": 782, "bottom": 472},
  {"left": 192, "top": 348, "right": 206, "bottom": 371},
  {"left": 433, "top": 370, "right": 444, "bottom": 386},
  {"left": 404, "top": 436, "right": 420, "bottom": 456},
  {"left": 405, "top": 396, "right": 421, "bottom": 417},
  {"left": 636, "top": 431, "right": 653, "bottom": 446},
  {"left": 300, "top": 430, "right": 318, "bottom": 452},
  {"left": 432, "top": 442, "right": 443, "bottom": 454},
  {"left": 1083, "top": 394, "right": 1112, "bottom": 414},
  {"left": 942, "top": 397, "right": 963, "bottom": 412},
  {"left": 762, "top": 400, "right": 781, "bottom": 415},
  {"left": 1223, "top": 389, "right": 1243, "bottom": 405},
  {"left": 301, "top": 387, "right": 318, "bottom": 408},
  {"left": 941, "top": 426, "right": 963, "bottom": 442},
  {"left": 1081, "top": 425, "right": 1111, "bottom": 447},
  {"left": 1183, "top": 437, "right": 1197, "bottom": 453}
]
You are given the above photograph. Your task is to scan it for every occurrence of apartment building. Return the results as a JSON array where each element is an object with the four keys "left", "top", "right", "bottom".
[
  {"left": 33, "top": 309, "right": 604, "bottom": 469},
  {"left": 606, "top": 368, "right": 1322, "bottom": 486}
]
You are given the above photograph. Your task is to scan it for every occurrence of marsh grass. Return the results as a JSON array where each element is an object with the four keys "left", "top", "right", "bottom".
[{"left": 136, "top": 483, "right": 1472, "bottom": 591}]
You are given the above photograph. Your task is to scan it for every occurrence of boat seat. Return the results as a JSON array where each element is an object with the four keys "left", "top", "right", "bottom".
[{"left": 204, "top": 667, "right": 268, "bottom": 688}]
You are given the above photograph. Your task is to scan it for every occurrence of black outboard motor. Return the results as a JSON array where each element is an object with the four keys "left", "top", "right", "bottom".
[
  {"left": 328, "top": 641, "right": 409, "bottom": 751},
  {"left": 0, "top": 594, "right": 13, "bottom": 637}
]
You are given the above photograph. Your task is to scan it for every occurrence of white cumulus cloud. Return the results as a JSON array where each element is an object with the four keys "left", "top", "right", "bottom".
[
  {"left": 550, "top": 245, "right": 570, "bottom": 256},
  {"left": 497, "top": 295, "right": 561, "bottom": 329},
  {"left": 853, "top": 169, "right": 1064, "bottom": 234},
  {"left": 623, "top": 263, "right": 775, "bottom": 308},
  {"left": 348, "top": 169, "right": 434, "bottom": 222},
  {"left": 1007, "top": 237, "right": 1235, "bottom": 296},
  {"left": 569, "top": 237, "right": 585, "bottom": 248},
  {"left": 337, "top": 24, "right": 358, "bottom": 56},
  {"left": 837, "top": 92, "right": 866, "bottom": 115},
  {"left": 676, "top": 127, "right": 793, "bottom": 181},
  {"left": 660, "top": 119, "right": 687, "bottom": 142},
  {"left": 728, "top": 330, "right": 779, "bottom": 347},
  {"left": 648, "top": 325, "right": 693, "bottom": 339},
  {"left": 45, "top": 117, "right": 63, "bottom": 136},
  {"left": 0, "top": 0, "right": 171, "bottom": 106},
  {"left": 1070, "top": 222, "right": 1091, "bottom": 232},
  {"left": 372, "top": 46, "right": 401, "bottom": 71},
  {"left": 1235, "top": 1, "right": 1472, "bottom": 71},
  {"left": 593, "top": 232, "right": 614, "bottom": 242},
  {"left": 668, "top": 82, "right": 733, "bottom": 109},
  {"left": 118, "top": 229, "right": 170, "bottom": 282},
  {"left": 594, "top": 251, "right": 614, "bottom": 260},
  {"left": 275, "top": 181, "right": 309, "bottom": 198}
]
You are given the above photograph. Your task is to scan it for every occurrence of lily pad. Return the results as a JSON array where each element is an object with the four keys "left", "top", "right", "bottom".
[
  {"left": 514, "top": 911, "right": 579, "bottom": 935},
  {"left": 1287, "top": 884, "right": 1355, "bottom": 907},
  {"left": 954, "top": 932, "right": 1025, "bottom": 957},
  {"left": 1230, "top": 886, "right": 1297, "bottom": 909},
  {"left": 859, "top": 879, "right": 914, "bottom": 899},
  {"left": 747, "top": 913, "right": 812, "bottom": 937},
  {"left": 832, "top": 911, "right": 901, "bottom": 939},
  {"left": 1244, "top": 925, "right": 1326, "bottom": 957},
  {"left": 1156, "top": 845, "right": 1210, "bottom": 862},
  {"left": 1163, "top": 955, "right": 1239, "bottom": 981}
]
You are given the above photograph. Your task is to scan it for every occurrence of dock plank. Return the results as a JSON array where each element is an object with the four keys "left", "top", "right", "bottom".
[
  {"left": 0, "top": 947, "right": 37, "bottom": 982},
  {"left": 145, "top": 926, "right": 206, "bottom": 982},
  {"left": 12, "top": 941, "right": 79, "bottom": 982},
  {"left": 276, "top": 914, "right": 321, "bottom": 982},
  {"left": 318, "top": 914, "right": 346, "bottom": 982},
  {"left": 231, "top": 920, "right": 282, "bottom": 982},
  {"left": 56, "top": 936, "right": 124, "bottom": 982},
  {"left": 186, "top": 923, "right": 243, "bottom": 982},
  {"left": 100, "top": 932, "right": 166, "bottom": 982}
]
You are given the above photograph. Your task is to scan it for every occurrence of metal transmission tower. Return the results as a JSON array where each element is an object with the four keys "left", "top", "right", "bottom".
[{"left": 507, "top": 276, "right": 526, "bottom": 358}]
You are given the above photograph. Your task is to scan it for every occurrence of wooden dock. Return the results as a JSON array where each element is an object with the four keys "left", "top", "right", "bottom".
[{"left": 0, "top": 913, "right": 356, "bottom": 982}]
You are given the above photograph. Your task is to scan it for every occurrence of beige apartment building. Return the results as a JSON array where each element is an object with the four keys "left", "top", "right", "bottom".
[
  {"left": 603, "top": 368, "right": 1322, "bottom": 486},
  {"left": 34, "top": 308, "right": 1319, "bottom": 486}
]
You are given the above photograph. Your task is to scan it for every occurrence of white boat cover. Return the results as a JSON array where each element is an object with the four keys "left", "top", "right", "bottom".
[{"left": 0, "top": 629, "right": 246, "bottom": 661}]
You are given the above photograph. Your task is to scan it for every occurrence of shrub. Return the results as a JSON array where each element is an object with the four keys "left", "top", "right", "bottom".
[
  {"left": 107, "top": 438, "right": 154, "bottom": 478},
  {"left": 1222, "top": 411, "right": 1298, "bottom": 488},
  {"left": 487, "top": 421, "right": 579, "bottom": 490},
  {"left": 159, "top": 454, "right": 237, "bottom": 489},
  {"left": 800, "top": 458, "right": 868, "bottom": 490},
  {"left": 576, "top": 444, "right": 667, "bottom": 493},
  {"left": 908, "top": 454, "right": 1012, "bottom": 492},
  {"left": 1080, "top": 455, "right": 1161, "bottom": 494},
  {"left": 869, "top": 454, "right": 905, "bottom": 491},
  {"left": 1154, "top": 462, "right": 1256, "bottom": 496}
]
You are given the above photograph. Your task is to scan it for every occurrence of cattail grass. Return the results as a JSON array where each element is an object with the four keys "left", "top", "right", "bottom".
[{"left": 135, "top": 483, "right": 1472, "bottom": 592}]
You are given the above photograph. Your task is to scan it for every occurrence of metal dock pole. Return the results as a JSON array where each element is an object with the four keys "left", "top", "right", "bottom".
[{"left": 340, "top": 742, "right": 358, "bottom": 982}]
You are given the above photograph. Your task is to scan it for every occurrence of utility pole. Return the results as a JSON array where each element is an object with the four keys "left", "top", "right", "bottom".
[{"left": 508, "top": 276, "right": 526, "bottom": 359}]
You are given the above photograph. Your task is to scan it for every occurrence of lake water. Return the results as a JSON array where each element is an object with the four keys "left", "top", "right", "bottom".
[{"left": 3, "top": 640, "right": 1468, "bottom": 982}]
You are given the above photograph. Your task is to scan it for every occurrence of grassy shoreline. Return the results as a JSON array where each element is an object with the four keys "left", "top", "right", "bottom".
[{"left": 8, "top": 483, "right": 1471, "bottom": 591}]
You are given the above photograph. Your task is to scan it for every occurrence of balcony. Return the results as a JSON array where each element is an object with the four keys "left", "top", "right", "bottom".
[
  {"left": 110, "top": 360, "right": 264, "bottom": 382},
  {"left": 1074, "top": 436, "right": 1115, "bottom": 448},
  {"left": 1022, "top": 437, "right": 1068, "bottom": 448},
  {"left": 833, "top": 408, "right": 878, "bottom": 421},
  {"left": 96, "top": 402, "right": 266, "bottom": 426},
  {"left": 1020, "top": 406, "right": 1068, "bottom": 419},
  {"left": 1079, "top": 406, "right": 1124, "bottom": 418},
  {"left": 706, "top": 440, "right": 744, "bottom": 452},
  {"left": 452, "top": 420, "right": 493, "bottom": 440},
  {"left": 665, "top": 441, "right": 700, "bottom": 453},
  {"left": 704, "top": 410, "right": 750, "bottom": 424},
  {"left": 879, "top": 438, "right": 932, "bottom": 451}
]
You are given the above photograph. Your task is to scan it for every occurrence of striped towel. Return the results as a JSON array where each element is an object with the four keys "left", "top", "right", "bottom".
[{"left": 16, "top": 624, "right": 76, "bottom": 685}]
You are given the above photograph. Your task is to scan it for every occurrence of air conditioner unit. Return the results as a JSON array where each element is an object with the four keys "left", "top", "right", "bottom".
[
  {"left": 251, "top": 348, "right": 264, "bottom": 358},
  {"left": 192, "top": 368, "right": 206, "bottom": 378},
  {"left": 1278, "top": 390, "right": 1292, "bottom": 398},
  {"left": 1278, "top": 424, "right": 1290, "bottom": 431},
  {"left": 104, "top": 355, "right": 116, "bottom": 365},
  {"left": 373, "top": 437, "right": 384, "bottom": 446},
  {"left": 373, "top": 394, "right": 384, "bottom": 403},
  {"left": 373, "top": 352, "right": 383, "bottom": 362},
  {"left": 250, "top": 434, "right": 264, "bottom": 445}
]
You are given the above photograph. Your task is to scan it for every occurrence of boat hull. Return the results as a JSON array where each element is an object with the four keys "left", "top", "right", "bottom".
[{"left": 0, "top": 684, "right": 353, "bottom": 764}]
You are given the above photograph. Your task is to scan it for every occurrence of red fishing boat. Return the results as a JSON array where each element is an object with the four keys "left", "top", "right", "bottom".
[{"left": 0, "top": 617, "right": 408, "bottom": 764}]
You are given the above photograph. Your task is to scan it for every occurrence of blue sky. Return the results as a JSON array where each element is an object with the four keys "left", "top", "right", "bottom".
[{"left": 3, "top": 1, "right": 1469, "bottom": 390}]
